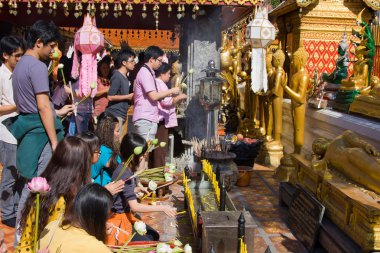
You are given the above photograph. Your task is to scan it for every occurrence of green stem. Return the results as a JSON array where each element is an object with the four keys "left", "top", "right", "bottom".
[
  {"left": 33, "top": 193, "right": 40, "bottom": 253},
  {"left": 60, "top": 69, "right": 66, "bottom": 86},
  {"left": 115, "top": 154, "right": 134, "bottom": 181},
  {"left": 116, "top": 232, "right": 136, "bottom": 253}
]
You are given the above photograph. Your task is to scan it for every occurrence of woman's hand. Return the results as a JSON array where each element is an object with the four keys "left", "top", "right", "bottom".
[
  {"left": 134, "top": 186, "right": 149, "bottom": 195},
  {"left": 105, "top": 180, "right": 125, "bottom": 195}
]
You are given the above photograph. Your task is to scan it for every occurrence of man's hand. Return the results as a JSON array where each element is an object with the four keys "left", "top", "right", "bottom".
[{"left": 55, "top": 104, "right": 75, "bottom": 118}]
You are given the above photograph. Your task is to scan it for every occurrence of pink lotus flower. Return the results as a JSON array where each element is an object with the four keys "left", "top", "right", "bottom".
[{"left": 28, "top": 177, "right": 50, "bottom": 194}]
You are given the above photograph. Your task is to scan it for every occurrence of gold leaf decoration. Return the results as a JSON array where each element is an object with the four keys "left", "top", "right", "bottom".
[{"left": 211, "top": 0, "right": 219, "bottom": 4}]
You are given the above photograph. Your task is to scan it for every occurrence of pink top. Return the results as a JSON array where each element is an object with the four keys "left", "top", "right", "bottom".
[
  {"left": 93, "top": 77, "right": 110, "bottom": 117},
  {"left": 132, "top": 65, "right": 159, "bottom": 123},
  {"left": 156, "top": 78, "right": 178, "bottom": 128}
]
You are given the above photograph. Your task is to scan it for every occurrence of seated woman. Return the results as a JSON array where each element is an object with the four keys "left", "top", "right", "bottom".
[
  {"left": 107, "top": 133, "right": 177, "bottom": 246},
  {"left": 39, "top": 183, "right": 112, "bottom": 253},
  {"left": 92, "top": 116, "right": 121, "bottom": 186},
  {"left": 16, "top": 137, "right": 92, "bottom": 253}
]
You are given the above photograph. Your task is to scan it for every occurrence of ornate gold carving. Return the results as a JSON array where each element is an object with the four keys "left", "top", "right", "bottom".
[
  {"left": 296, "top": 0, "right": 317, "bottom": 8},
  {"left": 362, "top": 0, "right": 380, "bottom": 10}
]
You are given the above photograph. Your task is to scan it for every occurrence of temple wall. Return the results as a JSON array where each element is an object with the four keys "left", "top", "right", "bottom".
[
  {"left": 272, "top": 0, "right": 372, "bottom": 77},
  {"left": 281, "top": 99, "right": 380, "bottom": 156}
]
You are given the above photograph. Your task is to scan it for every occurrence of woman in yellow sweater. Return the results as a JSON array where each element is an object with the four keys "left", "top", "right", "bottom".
[
  {"left": 16, "top": 137, "right": 92, "bottom": 253},
  {"left": 39, "top": 183, "right": 113, "bottom": 253}
]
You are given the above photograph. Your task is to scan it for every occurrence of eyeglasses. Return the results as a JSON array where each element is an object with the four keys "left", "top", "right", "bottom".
[{"left": 156, "top": 58, "right": 163, "bottom": 63}]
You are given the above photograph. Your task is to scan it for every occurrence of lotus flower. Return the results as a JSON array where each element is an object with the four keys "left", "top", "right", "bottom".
[
  {"left": 173, "top": 239, "right": 183, "bottom": 246},
  {"left": 188, "top": 69, "right": 194, "bottom": 74},
  {"left": 152, "top": 139, "right": 159, "bottom": 145},
  {"left": 164, "top": 173, "right": 173, "bottom": 182},
  {"left": 90, "top": 82, "right": 97, "bottom": 90},
  {"left": 160, "top": 142, "right": 167, "bottom": 148},
  {"left": 133, "top": 221, "right": 147, "bottom": 236},
  {"left": 181, "top": 83, "right": 187, "bottom": 89},
  {"left": 172, "top": 247, "right": 183, "bottom": 253},
  {"left": 57, "top": 63, "right": 64, "bottom": 69},
  {"left": 184, "top": 244, "right": 192, "bottom": 253},
  {"left": 28, "top": 177, "right": 50, "bottom": 194},
  {"left": 148, "top": 181, "right": 158, "bottom": 191},
  {"left": 134, "top": 146, "right": 143, "bottom": 155},
  {"left": 156, "top": 243, "right": 172, "bottom": 253}
]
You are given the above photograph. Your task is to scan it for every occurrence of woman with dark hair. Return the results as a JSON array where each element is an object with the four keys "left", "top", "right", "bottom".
[
  {"left": 16, "top": 137, "right": 92, "bottom": 253},
  {"left": 93, "top": 56, "right": 112, "bottom": 120},
  {"left": 151, "top": 63, "right": 187, "bottom": 168},
  {"left": 92, "top": 116, "right": 121, "bottom": 186},
  {"left": 107, "top": 133, "right": 177, "bottom": 246},
  {"left": 39, "top": 183, "right": 112, "bottom": 252}
]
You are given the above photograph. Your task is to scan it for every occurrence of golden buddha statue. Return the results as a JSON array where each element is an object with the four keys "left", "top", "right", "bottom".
[
  {"left": 282, "top": 41, "right": 310, "bottom": 154},
  {"left": 262, "top": 47, "right": 273, "bottom": 139},
  {"left": 312, "top": 130, "right": 380, "bottom": 195},
  {"left": 349, "top": 76, "right": 380, "bottom": 119},
  {"left": 340, "top": 45, "right": 369, "bottom": 91},
  {"left": 266, "top": 44, "right": 287, "bottom": 149},
  {"left": 171, "top": 59, "right": 182, "bottom": 88}
]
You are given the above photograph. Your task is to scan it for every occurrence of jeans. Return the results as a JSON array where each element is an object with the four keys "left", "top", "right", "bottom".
[
  {"left": 14, "top": 142, "right": 52, "bottom": 246},
  {"left": 75, "top": 112, "right": 92, "bottom": 134},
  {"left": 134, "top": 119, "right": 158, "bottom": 141},
  {"left": 0, "top": 141, "right": 21, "bottom": 221}
]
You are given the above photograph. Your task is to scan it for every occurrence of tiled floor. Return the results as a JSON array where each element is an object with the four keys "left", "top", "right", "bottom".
[{"left": 0, "top": 163, "right": 305, "bottom": 253}]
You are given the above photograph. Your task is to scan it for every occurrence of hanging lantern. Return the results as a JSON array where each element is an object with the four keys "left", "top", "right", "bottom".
[
  {"left": 245, "top": 6, "right": 275, "bottom": 93},
  {"left": 71, "top": 14, "right": 104, "bottom": 97}
]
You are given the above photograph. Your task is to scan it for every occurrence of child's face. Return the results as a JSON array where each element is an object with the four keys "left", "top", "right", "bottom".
[
  {"left": 114, "top": 123, "right": 120, "bottom": 141},
  {"left": 91, "top": 148, "right": 101, "bottom": 164}
]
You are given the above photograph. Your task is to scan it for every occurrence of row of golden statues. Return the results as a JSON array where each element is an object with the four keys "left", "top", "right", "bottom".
[{"left": 220, "top": 30, "right": 310, "bottom": 161}]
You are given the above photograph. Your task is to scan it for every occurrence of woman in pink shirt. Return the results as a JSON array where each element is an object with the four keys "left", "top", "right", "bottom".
[
  {"left": 151, "top": 63, "right": 187, "bottom": 168},
  {"left": 93, "top": 56, "right": 111, "bottom": 119}
]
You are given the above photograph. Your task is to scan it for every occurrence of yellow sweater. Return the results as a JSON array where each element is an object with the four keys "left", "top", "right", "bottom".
[
  {"left": 39, "top": 221, "right": 112, "bottom": 253},
  {"left": 15, "top": 196, "right": 66, "bottom": 253}
]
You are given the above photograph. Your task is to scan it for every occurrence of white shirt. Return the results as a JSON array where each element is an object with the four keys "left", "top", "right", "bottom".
[{"left": 0, "top": 64, "right": 17, "bottom": 144}]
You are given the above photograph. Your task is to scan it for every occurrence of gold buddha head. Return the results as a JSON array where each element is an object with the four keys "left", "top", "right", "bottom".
[
  {"left": 171, "top": 60, "right": 182, "bottom": 75},
  {"left": 292, "top": 41, "right": 308, "bottom": 71},
  {"left": 312, "top": 137, "right": 331, "bottom": 159},
  {"left": 272, "top": 43, "right": 285, "bottom": 68}
]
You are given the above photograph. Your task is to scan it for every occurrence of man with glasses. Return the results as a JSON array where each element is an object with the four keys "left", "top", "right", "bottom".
[
  {"left": 105, "top": 49, "right": 136, "bottom": 136},
  {"left": 133, "top": 46, "right": 180, "bottom": 140},
  {"left": 0, "top": 36, "right": 24, "bottom": 227}
]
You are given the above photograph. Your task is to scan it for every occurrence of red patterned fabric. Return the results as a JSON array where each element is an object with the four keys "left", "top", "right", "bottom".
[{"left": 304, "top": 40, "right": 355, "bottom": 77}]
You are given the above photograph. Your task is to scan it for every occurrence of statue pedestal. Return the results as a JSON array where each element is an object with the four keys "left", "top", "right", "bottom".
[
  {"left": 332, "top": 90, "right": 360, "bottom": 113},
  {"left": 256, "top": 142, "right": 283, "bottom": 167},
  {"left": 349, "top": 95, "right": 380, "bottom": 120}
]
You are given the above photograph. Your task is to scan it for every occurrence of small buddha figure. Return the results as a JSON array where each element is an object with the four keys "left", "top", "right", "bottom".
[
  {"left": 311, "top": 131, "right": 380, "bottom": 195},
  {"left": 340, "top": 45, "right": 369, "bottom": 90},
  {"left": 171, "top": 59, "right": 182, "bottom": 88},
  {"left": 359, "top": 75, "right": 380, "bottom": 96},
  {"left": 266, "top": 44, "right": 287, "bottom": 149},
  {"left": 282, "top": 41, "right": 310, "bottom": 154}
]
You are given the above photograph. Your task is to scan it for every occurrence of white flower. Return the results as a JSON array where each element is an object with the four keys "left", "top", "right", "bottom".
[
  {"left": 181, "top": 83, "right": 187, "bottom": 89},
  {"left": 172, "top": 246, "right": 183, "bottom": 253},
  {"left": 58, "top": 63, "right": 64, "bottom": 69},
  {"left": 156, "top": 243, "right": 172, "bottom": 253},
  {"left": 164, "top": 173, "right": 173, "bottom": 182},
  {"left": 160, "top": 142, "right": 167, "bottom": 148},
  {"left": 133, "top": 221, "right": 147, "bottom": 235},
  {"left": 188, "top": 69, "right": 194, "bottom": 74},
  {"left": 148, "top": 181, "right": 158, "bottom": 191},
  {"left": 184, "top": 244, "right": 192, "bottom": 253},
  {"left": 173, "top": 239, "right": 183, "bottom": 247},
  {"left": 90, "top": 82, "right": 97, "bottom": 90}
]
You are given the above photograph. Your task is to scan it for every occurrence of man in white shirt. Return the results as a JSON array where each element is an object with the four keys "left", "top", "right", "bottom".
[{"left": 0, "top": 36, "right": 24, "bottom": 227}]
